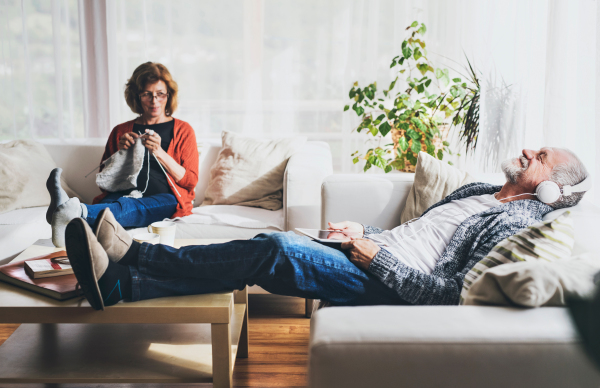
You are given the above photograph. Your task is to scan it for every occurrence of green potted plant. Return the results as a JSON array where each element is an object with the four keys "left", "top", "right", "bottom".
[{"left": 345, "top": 21, "right": 480, "bottom": 172}]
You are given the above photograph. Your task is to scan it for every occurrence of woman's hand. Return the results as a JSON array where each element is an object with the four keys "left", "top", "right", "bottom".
[
  {"left": 141, "top": 129, "right": 165, "bottom": 156},
  {"left": 118, "top": 132, "right": 139, "bottom": 150}
]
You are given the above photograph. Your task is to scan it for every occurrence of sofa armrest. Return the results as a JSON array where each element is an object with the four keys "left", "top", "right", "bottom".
[
  {"left": 320, "top": 174, "right": 414, "bottom": 230},
  {"left": 284, "top": 142, "right": 333, "bottom": 231}
]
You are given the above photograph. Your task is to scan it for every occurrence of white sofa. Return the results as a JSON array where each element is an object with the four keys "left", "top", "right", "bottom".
[
  {"left": 0, "top": 139, "right": 333, "bottom": 279},
  {"left": 308, "top": 173, "right": 600, "bottom": 388}
]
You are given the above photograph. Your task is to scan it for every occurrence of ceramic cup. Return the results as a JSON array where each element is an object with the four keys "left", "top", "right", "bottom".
[
  {"left": 147, "top": 221, "right": 177, "bottom": 246},
  {"left": 132, "top": 232, "right": 160, "bottom": 244}
]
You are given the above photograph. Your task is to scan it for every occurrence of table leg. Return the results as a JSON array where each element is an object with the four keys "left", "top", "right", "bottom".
[
  {"left": 212, "top": 322, "right": 232, "bottom": 388},
  {"left": 235, "top": 287, "right": 249, "bottom": 358},
  {"left": 305, "top": 298, "right": 315, "bottom": 318}
]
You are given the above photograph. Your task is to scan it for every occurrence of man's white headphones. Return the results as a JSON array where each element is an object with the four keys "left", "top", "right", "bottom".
[{"left": 535, "top": 177, "right": 592, "bottom": 204}]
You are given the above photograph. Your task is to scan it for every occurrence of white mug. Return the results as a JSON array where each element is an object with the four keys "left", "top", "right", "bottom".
[
  {"left": 147, "top": 221, "right": 177, "bottom": 246},
  {"left": 132, "top": 232, "right": 160, "bottom": 244}
]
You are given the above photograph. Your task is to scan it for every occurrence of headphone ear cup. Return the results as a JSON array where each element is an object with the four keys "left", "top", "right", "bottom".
[{"left": 536, "top": 181, "right": 561, "bottom": 204}]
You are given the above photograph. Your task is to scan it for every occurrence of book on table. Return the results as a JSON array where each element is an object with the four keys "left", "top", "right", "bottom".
[
  {"left": 24, "top": 251, "right": 73, "bottom": 279},
  {"left": 0, "top": 251, "right": 78, "bottom": 301}
]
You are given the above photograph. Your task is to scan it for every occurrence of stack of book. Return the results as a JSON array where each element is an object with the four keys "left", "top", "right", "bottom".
[{"left": 0, "top": 251, "right": 78, "bottom": 300}]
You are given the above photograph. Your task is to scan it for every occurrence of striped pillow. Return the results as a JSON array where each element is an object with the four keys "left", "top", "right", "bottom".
[{"left": 460, "top": 211, "right": 574, "bottom": 305}]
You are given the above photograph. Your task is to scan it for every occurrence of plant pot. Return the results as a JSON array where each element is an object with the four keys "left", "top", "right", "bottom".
[{"left": 391, "top": 124, "right": 450, "bottom": 172}]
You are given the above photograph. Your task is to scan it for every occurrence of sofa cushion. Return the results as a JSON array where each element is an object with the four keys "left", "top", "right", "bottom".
[
  {"left": 460, "top": 211, "right": 574, "bottom": 304},
  {"left": 309, "top": 306, "right": 600, "bottom": 388},
  {"left": 400, "top": 151, "right": 475, "bottom": 223},
  {"left": 463, "top": 253, "right": 600, "bottom": 307},
  {"left": 202, "top": 132, "right": 306, "bottom": 210},
  {"left": 0, "top": 140, "right": 79, "bottom": 214}
]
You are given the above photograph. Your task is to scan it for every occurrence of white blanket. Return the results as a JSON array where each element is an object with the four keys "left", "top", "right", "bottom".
[{"left": 171, "top": 205, "right": 284, "bottom": 230}]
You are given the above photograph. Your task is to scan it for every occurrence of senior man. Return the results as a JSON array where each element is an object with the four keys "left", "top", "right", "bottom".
[{"left": 66, "top": 147, "right": 589, "bottom": 310}]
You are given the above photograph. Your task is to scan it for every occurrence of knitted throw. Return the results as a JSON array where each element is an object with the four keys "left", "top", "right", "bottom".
[{"left": 96, "top": 138, "right": 145, "bottom": 192}]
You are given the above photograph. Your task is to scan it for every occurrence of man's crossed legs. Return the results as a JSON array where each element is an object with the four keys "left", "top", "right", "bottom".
[{"left": 65, "top": 209, "right": 406, "bottom": 310}]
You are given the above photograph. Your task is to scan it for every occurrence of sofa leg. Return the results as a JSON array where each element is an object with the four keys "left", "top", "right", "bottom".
[{"left": 305, "top": 298, "right": 314, "bottom": 318}]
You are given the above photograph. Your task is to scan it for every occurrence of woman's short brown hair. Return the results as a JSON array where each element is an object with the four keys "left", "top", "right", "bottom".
[{"left": 125, "top": 62, "right": 179, "bottom": 116}]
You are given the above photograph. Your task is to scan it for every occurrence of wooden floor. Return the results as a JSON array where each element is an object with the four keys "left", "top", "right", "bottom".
[{"left": 0, "top": 294, "right": 311, "bottom": 388}]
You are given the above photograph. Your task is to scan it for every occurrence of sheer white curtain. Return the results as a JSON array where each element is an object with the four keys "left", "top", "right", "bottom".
[
  {"left": 2, "top": 0, "right": 599, "bottom": 203},
  {"left": 0, "top": 0, "right": 83, "bottom": 140}
]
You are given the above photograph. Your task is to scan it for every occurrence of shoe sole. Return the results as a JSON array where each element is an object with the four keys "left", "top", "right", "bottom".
[{"left": 65, "top": 219, "right": 105, "bottom": 311}]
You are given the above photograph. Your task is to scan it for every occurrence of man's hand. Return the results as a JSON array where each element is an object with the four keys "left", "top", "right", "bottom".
[
  {"left": 328, "top": 221, "right": 364, "bottom": 235},
  {"left": 341, "top": 239, "right": 380, "bottom": 270},
  {"left": 118, "top": 132, "right": 139, "bottom": 150}
]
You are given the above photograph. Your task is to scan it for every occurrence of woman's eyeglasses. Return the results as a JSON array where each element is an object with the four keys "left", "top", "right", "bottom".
[{"left": 139, "top": 92, "right": 168, "bottom": 102}]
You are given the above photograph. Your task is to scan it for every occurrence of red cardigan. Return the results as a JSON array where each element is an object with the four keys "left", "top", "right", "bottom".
[{"left": 93, "top": 118, "right": 199, "bottom": 218}]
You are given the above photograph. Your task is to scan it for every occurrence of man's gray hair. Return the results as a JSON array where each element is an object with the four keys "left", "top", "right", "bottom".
[{"left": 549, "top": 149, "right": 589, "bottom": 209}]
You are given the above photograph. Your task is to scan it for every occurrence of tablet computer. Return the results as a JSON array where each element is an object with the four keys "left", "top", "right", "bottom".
[{"left": 295, "top": 228, "right": 362, "bottom": 243}]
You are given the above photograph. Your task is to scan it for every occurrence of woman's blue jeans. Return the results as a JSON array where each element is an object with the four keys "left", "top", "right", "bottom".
[
  {"left": 130, "top": 231, "right": 408, "bottom": 306},
  {"left": 85, "top": 192, "right": 178, "bottom": 228}
]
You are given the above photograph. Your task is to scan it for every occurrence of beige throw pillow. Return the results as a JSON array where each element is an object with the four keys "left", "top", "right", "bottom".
[
  {"left": 202, "top": 132, "right": 306, "bottom": 211},
  {"left": 0, "top": 140, "right": 79, "bottom": 214},
  {"left": 400, "top": 151, "right": 476, "bottom": 223},
  {"left": 463, "top": 254, "right": 600, "bottom": 307}
]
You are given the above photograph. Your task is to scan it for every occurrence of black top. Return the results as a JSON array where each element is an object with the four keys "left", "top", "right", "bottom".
[{"left": 132, "top": 120, "right": 175, "bottom": 197}]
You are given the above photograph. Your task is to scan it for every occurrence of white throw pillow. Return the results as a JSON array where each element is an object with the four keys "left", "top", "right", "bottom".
[
  {"left": 0, "top": 140, "right": 79, "bottom": 214},
  {"left": 400, "top": 151, "right": 475, "bottom": 223},
  {"left": 202, "top": 132, "right": 306, "bottom": 211},
  {"left": 462, "top": 253, "right": 600, "bottom": 307}
]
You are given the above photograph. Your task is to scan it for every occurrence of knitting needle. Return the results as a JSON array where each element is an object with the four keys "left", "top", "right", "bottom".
[{"left": 84, "top": 161, "right": 105, "bottom": 178}]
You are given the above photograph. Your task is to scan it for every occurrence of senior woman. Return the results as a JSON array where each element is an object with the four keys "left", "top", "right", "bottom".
[{"left": 46, "top": 62, "right": 198, "bottom": 247}]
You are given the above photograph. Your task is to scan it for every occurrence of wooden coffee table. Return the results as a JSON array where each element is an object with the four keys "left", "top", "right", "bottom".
[{"left": 0, "top": 239, "right": 247, "bottom": 388}]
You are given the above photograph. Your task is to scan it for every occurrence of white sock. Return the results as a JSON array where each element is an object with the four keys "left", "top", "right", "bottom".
[{"left": 52, "top": 197, "right": 83, "bottom": 248}]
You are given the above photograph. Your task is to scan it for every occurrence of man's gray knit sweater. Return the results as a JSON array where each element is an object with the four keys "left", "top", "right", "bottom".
[{"left": 365, "top": 182, "right": 553, "bottom": 305}]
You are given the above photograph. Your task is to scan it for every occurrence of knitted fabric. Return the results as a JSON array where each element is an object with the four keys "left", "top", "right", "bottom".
[
  {"left": 93, "top": 119, "right": 199, "bottom": 218},
  {"left": 96, "top": 139, "right": 145, "bottom": 193},
  {"left": 366, "top": 183, "right": 554, "bottom": 305}
]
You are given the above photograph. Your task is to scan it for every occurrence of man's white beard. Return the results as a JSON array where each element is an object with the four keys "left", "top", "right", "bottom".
[{"left": 501, "top": 156, "right": 529, "bottom": 184}]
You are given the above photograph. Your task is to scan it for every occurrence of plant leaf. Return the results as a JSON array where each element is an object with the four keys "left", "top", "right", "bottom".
[
  {"left": 437, "top": 149, "right": 443, "bottom": 160},
  {"left": 426, "top": 143, "right": 435, "bottom": 155},
  {"left": 411, "top": 139, "right": 422, "bottom": 154},
  {"left": 388, "top": 77, "right": 398, "bottom": 92},
  {"left": 414, "top": 48, "right": 422, "bottom": 61},
  {"left": 379, "top": 121, "right": 392, "bottom": 137},
  {"left": 398, "top": 137, "right": 409, "bottom": 152},
  {"left": 343, "top": 105, "right": 349, "bottom": 112},
  {"left": 407, "top": 128, "right": 421, "bottom": 140},
  {"left": 411, "top": 21, "right": 418, "bottom": 28},
  {"left": 435, "top": 68, "right": 443, "bottom": 79}
]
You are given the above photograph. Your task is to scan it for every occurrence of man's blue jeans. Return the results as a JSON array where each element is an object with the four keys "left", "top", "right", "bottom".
[
  {"left": 85, "top": 193, "right": 178, "bottom": 228},
  {"left": 130, "top": 232, "right": 408, "bottom": 306}
]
